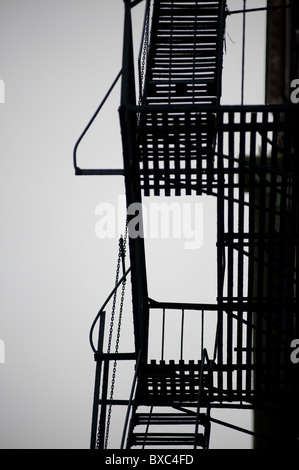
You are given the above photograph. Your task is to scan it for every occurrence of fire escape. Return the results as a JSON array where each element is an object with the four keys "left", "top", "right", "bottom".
[{"left": 74, "top": 0, "right": 299, "bottom": 449}]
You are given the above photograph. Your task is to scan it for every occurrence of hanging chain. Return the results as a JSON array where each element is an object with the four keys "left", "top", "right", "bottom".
[
  {"left": 138, "top": 0, "right": 151, "bottom": 107},
  {"left": 95, "top": 236, "right": 122, "bottom": 450},
  {"left": 106, "top": 245, "right": 122, "bottom": 356},
  {"left": 95, "top": 222, "right": 128, "bottom": 450},
  {"left": 103, "top": 223, "right": 129, "bottom": 449}
]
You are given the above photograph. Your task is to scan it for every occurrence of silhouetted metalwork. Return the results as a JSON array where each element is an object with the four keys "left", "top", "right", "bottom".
[{"left": 74, "top": 0, "right": 299, "bottom": 449}]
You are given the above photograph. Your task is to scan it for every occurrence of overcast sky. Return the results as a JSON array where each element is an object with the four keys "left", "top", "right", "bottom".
[{"left": 0, "top": 0, "right": 266, "bottom": 449}]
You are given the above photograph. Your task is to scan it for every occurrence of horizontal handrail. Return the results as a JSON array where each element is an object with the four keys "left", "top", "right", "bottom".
[
  {"left": 124, "top": 103, "right": 299, "bottom": 113},
  {"left": 94, "top": 352, "right": 137, "bottom": 361},
  {"left": 227, "top": 4, "right": 291, "bottom": 16},
  {"left": 148, "top": 299, "right": 218, "bottom": 311},
  {"left": 75, "top": 168, "right": 124, "bottom": 176},
  {"left": 73, "top": 69, "right": 122, "bottom": 173},
  {"left": 89, "top": 267, "right": 131, "bottom": 353}
]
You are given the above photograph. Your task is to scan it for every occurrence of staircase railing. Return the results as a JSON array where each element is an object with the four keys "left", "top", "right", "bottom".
[
  {"left": 120, "top": 350, "right": 142, "bottom": 449},
  {"left": 194, "top": 348, "right": 213, "bottom": 449},
  {"left": 89, "top": 265, "right": 132, "bottom": 449},
  {"left": 73, "top": 69, "right": 122, "bottom": 175},
  {"left": 137, "top": 0, "right": 151, "bottom": 105},
  {"left": 89, "top": 267, "right": 131, "bottom": 354},
  {"left": 147, "top": 299, "right": 218, "bottom": 362}
]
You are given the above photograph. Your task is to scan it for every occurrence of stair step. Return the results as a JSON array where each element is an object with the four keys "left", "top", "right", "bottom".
[
  {"left": 131, "top": 432, "right": 205, "bottom": 447},
  {"left": 156, "top": 26, "right": 218, "bottom": 34},
  {"left": 148, "top": 77, "right": 215, "bottom": 83},
  {"left": 157, "top": 8, "right": 220, "bottom": 17},
  {"left": 154, "top": 36, "right": 218, "bottom": 45},
  {"left": 134, "top": 412, "right": 207, "bottom": 426},
  {"left": 153, "top": 49, "right": 218, "bottom": 56},
  {"left": 151, "top": 58, "right": 217, "bottom": 65},
  {"left": 157, "top": 0, "right": 220, "bottom": 3}
]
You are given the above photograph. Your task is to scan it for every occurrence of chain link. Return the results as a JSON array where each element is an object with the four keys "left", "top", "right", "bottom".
[
  {"left": 95, "top": 222, "right": 128, "bottom": 449},
  {"left": 104, "top": 224, "right": 128, "bottom": 448},
  {"left": 95, "top": 236, "right": 122, "bottom": 449},
  {"left": 104, "top": 225, "right": 128, "bottom": 448},
  {"left": 106, "top": 247, "right": 121, "bottom": 356},
  {"left": 138, "top": 0, "right": 151, "bottom": 107}
]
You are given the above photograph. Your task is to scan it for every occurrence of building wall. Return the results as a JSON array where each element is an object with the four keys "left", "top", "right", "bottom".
[
  {"left": 266, "top": 0, "right": 299, "bottom": 104},
  {"left": 253, "top": 0, "right": 299, "bottom": 448}
]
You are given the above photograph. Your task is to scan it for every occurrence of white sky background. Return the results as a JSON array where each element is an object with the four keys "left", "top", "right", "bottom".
[{"left": 0, "top": 0, "right": 266, "bottom": 449}]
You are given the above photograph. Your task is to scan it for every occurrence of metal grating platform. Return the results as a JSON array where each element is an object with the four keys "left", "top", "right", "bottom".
[
  {"left": 135, "top": 360, "right": 212, "bottom": 405},
  {"left": 134, "top": 105, "right": 299, "bottom": 196}
]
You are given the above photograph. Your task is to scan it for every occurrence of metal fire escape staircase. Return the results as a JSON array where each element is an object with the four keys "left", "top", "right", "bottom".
[
  {"left": 138, "top": 0, "right": 224, "bottom": 197},
  {"left": 74, "top": 0, "right": 299, "bottom": 450},
  {"left": 125, "top": 350, "right": 213, "bottom": 449},
  {"left": 120, "top": 0, "right": 225, "bottom": 449}
]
